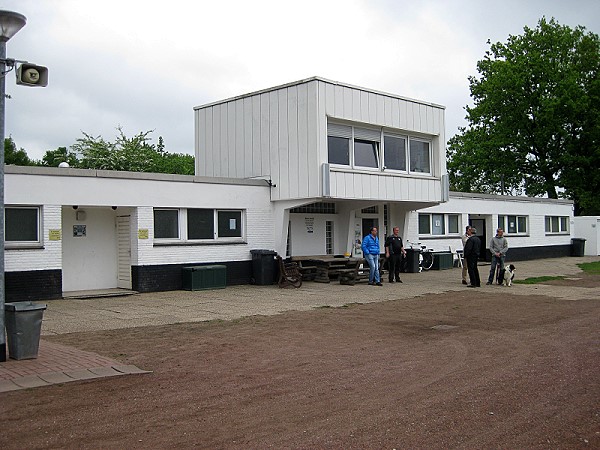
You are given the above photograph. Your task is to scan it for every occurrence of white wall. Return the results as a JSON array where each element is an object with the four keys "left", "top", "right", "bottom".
[
  {"left": 573, "top": 217, "right": 600, "bottom": 255},
  {"left": 62, "top": 207, "right": 118, "bottom": 291},
  {"left": 289, "top": 214, "right": 337, "bottom": 256}
]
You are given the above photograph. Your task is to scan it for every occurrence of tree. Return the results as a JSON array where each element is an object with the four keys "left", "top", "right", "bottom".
[
  {"left": 41, "top": 146, "right": 78, "bottom": 167},
  {"left": 71, "top": 127, "right": 195, "bottom": 175},
  {"left": 447, "top": 18, "right": 600, "bottom": 214},
  {"left": 4, "top": 137, "right": 37, "bottom": 166}
]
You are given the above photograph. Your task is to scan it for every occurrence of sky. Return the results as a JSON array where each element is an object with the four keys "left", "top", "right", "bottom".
[{"left": 2, "top": 0, "right": 599, "bottom": 161}]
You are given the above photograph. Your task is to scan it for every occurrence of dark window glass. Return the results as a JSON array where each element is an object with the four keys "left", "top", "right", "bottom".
[
  {"left": 383, "top": 136, "right": 406, "bottom": 171},
  {"left": 218, "top": 211, "right": 242, "bottom": 237},
  {"left": 410, "top": 140, "right": 430, "bottom": 173},
  {"left": 154, "top": 209, "right": 179, "bottom": 239},
  {"left": 448, "top": 215, "right": 459, "bottom": 234},
  {"left": 328, "top": 136, "right": 350, "bottom": 165},
  {"left": 6, "top": 208, "right": 38, "bottom": 241},
  {"left": 418, "top": 214, "right": 431, "bottom": 234},
  {"left": 188, "top": 209, "right": 214, "bottom": 239},
  {"left": 508, "top": 215, "right": 517, "bottom": 234},
  {"left": 560, "top": 217, "right": 568, "bottom": 232},
  {"left": 432, "top": 214, "right": 445, "bottom": 235},
  {"left": 517, "top": 216, "right": 527, "bottom": 233},
  {"left": 354, "top": 139, "right": 378, "bottom": 168}
]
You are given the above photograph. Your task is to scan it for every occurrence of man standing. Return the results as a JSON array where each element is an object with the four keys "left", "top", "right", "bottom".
[
  {"left": 385, "top": 227, "right": 407, "bottom": 283},
  {"left": 362, "top": 227, "right": 382, "bottom": 286},
  {"left": 460, "top": 225, "right": 471, "bottom": 285},
  {"left": 463, "top": 227, "right": 481, "bottom": 287},
  {"left": 487, "top": 228, "right": 509, "bottom": 285}
]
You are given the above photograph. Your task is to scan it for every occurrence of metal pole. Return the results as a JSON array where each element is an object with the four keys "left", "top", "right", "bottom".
[{"left": 0, "top": 39, "right": 6, "bottom": 362}]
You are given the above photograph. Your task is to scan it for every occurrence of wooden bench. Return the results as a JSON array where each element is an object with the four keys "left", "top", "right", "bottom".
[
  {"left": 276, "top": 256, "right": 303, "bottom": 288},
  {"left": 297, "top": 260, "right": 317, "bottom": 281}
]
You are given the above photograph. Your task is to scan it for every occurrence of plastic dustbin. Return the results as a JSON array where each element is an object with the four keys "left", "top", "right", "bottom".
[
  {"left": 404, "top": 249, "right": 421, "bottom": 273},
  {"left": 4, "top": 301, "right": 47, "bottom": 360},
  {"left": 571, "top": 238, "right": 586, "bottom": 257},
  {"left": 250, "top": 249, "right": 277, "bottom": 285}
]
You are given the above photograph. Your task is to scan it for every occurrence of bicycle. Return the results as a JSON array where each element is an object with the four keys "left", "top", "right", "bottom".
[{"left": 406, "top": 241, "right": 434, "bottom": 272}]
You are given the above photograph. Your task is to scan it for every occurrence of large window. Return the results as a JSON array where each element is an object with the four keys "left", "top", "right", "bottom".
[
  {"left": 545, "top": 216, "right": 569, "bottom": 234},
  {"left": 419, "top": 213, "right": 460, "bottom": 236},
  {"left": 498, "top": 215, "right": 527, "bottom": 234},
  {"left": 328, "top": 122, "right": 431, "bottom": 174},
  {"left": 383, "top": 135, "right": 407, "bottom": 171},
  {"left": 5, "top": 206, "right": 41, "bottom": 247},
  {"left": 409, "top": 139, "right": 431, "bottom": 174},
  {"left": 154, "top": 208, "right": 244, "bottom": 242}
]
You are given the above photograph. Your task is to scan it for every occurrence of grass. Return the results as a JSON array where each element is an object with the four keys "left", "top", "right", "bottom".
[
  {"left": 513, "top": 276, "right": 565, "bottom": 285},
  {"left": 578, "top": 261, "right": 600, "bottom": 274}
]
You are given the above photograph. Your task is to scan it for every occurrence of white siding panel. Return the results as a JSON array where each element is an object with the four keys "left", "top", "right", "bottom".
[
  {"left": 251, "top": 96, "right": 261, "bottom": 176},
  {"left": 196, "top": 108, "right": 206, "bottom": 176},
  {"left": 307, "top": 81, "right": 320, "bottom": 197},
  {"left": 370, "top": 174, "right": 378, "bottom": 199},
  {"left": 269, "top": 90, "right": 280, "bottom": 200},
  {"left": 398, "top": 99, "right": 408, "bottom": 130},
  {"left": 375, "top": 93, "right": 385, "bottom": 125},
  {"left": 212, "top": 105, "right": 222, "bottom": 176},
  {"left": 227, "top": 103, "right": 236, "bottom": 176},
  {"left": 360, "top": 90, "right": 370, "bottom": 123},
  {"left": 260, "top": 93, "right": 270, "bottom": 181},
  {"left": 325, "top": 82, "right": 335, "bottom": 116},
  {"left": 220, "top": 104, "right": 229, "bottom": 177},
  {"left": 368, "top": 92, "right": 378, "bottom": 123},
  {"left": 278, "top": 89, "right": 290, "bottom": 200},
  {"left": 287, "top": 86, "right": 299, "bottom": 198},
  {"left": 343, "top": 86, "right": 354, "bottom": 119},
  {"left": 385, "top": 175, "right": 394, "bottom": 200},
  {"left": 235, "top": 100, "right": 245, "bottom": 177},
  {"left": 242, "top": 97, "right": 252, "bottom": 177},
  {"left": 352, "top": 89, "right": 362, "bottom": 121},
  {"left": 334, "top": 84, "right": 345, "bottom": 118},
  {"left": 384, "top": 97, "right": 393, "bottom": 128},
  {"left": 297, "top": 83, "right": 310, "bottom": 198}
]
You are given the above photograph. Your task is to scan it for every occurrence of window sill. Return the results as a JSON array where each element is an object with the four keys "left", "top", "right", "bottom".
[
  {"left": 330, "top": 165, "right": 435, "bottom": 179},
  {"left": 153, "top": 239, "right": 247, "bottom": 247},
  {"left": 6, "top": 244, "right": 45, "bottom": 250}
]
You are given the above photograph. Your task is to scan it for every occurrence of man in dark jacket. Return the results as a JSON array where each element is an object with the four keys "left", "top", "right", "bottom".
[
  {"left": 385, "top": 227, "right": 407, "bottom": 283},
  {"left": 463, "top": 227, "right": 481, "bottom": 287}
]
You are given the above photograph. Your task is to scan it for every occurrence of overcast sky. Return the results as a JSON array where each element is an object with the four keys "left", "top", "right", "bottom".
[{"left": 2, "top": 0, "right": 599, "bottom": 160}]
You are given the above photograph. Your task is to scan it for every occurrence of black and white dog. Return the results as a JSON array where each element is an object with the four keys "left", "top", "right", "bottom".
[{"left": 498, "top": 264, "right": 516, "bottom": 287}]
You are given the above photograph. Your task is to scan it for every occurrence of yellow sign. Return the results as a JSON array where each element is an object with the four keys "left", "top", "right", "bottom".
[
  {"left": 138, "top": 229, "right": 149, "bottom": 239},
  {"left": 49, "top": 229, "right": 61, "bottom": 241}
]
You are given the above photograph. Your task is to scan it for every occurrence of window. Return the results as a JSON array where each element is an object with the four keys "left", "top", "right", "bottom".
[
  {"left": 419, "top": 213, "right": 460, "bottom": 236},
  {"left": 383, "top": 135, "right": 406, "bottom": 171},
  {"left": 218, "top": 210, "right": 242, "bottom": 238},
  {"left": 326, "top": 221, "right": 334, "bottom": 255},
  {"left": 545, "top": 216, "right": 569, "bottom": 234},
  {"left": 498, "top": 215, "right": 527, "bottom": 234},
  {"left": 5, "top": 206, "right": 41, "bottom": 247},
  {"left": 327, "top": 121, "right": 432, "bottom": 175},
  {"left": 409, "top": 139, "right": 431, "bottom": 174},
  {"left": 154, "top": 208, "right": 244, "bottom": 242},
  {"left": 327, "top": 136, "right": 350, "bottom": 165},
  {"left": 291, "top": 202, "right": 336, "bottom": 214},
  {"left": 154, "top": 209, "right": 179, "bottom": 239}
]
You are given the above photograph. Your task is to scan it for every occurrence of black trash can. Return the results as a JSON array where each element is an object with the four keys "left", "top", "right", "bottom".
[
  {"left": 4, "top": 301, "right": 47, "bottom": 360},
  {"left": 571, "top": 238, "right": 586, "bottom": 257},
  {"left": 405, "top": 249, "right": 421, "bottom": 273},
  {"left": 250, "top": 249, "right": 277, "bottom": 285}
]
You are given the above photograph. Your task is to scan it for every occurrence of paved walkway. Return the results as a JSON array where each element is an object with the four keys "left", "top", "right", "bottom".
[{"left": 1, "top": 255, "right": 598, "bottom": 393}]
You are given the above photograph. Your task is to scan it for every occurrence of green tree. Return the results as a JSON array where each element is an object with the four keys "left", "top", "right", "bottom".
[
  {"left": 41, "top": 146, "right": 79, "bottom": 167},
  {"left": 71, "top": 127, "right": 194, "bottom": 175},
  {"left": 4, "top": 137, "right": 37, "bottom": 166},
  {"left": 447, "top": 18, "right": 600, "bottom": 214}
]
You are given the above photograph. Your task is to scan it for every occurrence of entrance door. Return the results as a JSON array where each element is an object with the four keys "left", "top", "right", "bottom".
[
  {"left": 362, "top": 218, "right": 379, "bottom": 241},
  {"left": 116, "top": 215, "right": 132, "bottom": 289},
  {"left": 470, "top": 218, "right": 487, "bottom": 261}
]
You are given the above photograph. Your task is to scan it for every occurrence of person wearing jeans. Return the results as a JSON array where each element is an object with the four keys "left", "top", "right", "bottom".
[
  {"left": 362, "top": 227, "right": 382, "bottom": 286},
  {"left": 487, "top": 228, "right": 509, "bottom": 285}
]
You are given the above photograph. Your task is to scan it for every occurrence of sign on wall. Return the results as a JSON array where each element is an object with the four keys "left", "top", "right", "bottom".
[
  {"left": 305, "top": 217, "right": 314, "bottom": 234},
  {"left": 73, "top": 225, "right": 86, "bottom": 237},
  {"left": 138, "top": 229, "right": 149, "bottom": 239},
  {"left": 49, "top": 229, "right": 61, "bottom": 241}
]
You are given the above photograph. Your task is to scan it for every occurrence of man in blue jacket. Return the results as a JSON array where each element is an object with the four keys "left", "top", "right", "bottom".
[{"left": 362, "top": 227, "right": 383, "bottom": 286}]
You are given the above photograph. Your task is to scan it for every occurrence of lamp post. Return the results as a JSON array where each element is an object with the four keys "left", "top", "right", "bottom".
[{"left": 0, "top": 10, "right": 26, "bottom": 362}]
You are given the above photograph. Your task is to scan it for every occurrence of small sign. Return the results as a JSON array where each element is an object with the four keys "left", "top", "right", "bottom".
[
  {"left": 73, "top": 225, "right": 86, "bottom": 237},
  {"left": 49, "top": 229, "right": 61, "bottom": 241},
  {"left": 138, "top": 229, "right": 149, "bottom": 239},
  {"left": 229, "top": 219, "right": 236, "bottom": 230},
  {"left": 305, "top": 217, "right": 315, "bottom": 234}
]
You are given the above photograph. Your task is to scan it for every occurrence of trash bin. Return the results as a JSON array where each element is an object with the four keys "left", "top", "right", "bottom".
[
  {"left": 4, "top": 301, "right": 47, "bottom": 360},
  {"left": 250, "top": 249, "right": 277, "bottom": 285},
  {"left": 405, "top": 248, "right": 421, "bottom": 273},
  {"left": 571, "top": 238, "right": 586, "bottom": 257}
]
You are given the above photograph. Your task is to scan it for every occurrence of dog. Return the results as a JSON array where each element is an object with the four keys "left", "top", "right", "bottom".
[{"left": 499, "top": 264, "right": 516, "bottom": 287}]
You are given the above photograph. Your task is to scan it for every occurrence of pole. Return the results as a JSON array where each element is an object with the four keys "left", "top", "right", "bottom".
[{"left": 0, "top": 39, "right": 6, "bottom": 362}]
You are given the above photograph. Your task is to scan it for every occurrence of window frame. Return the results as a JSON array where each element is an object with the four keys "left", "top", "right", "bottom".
[
  {"left": 154, "top": 208, "right": 245, "bottom": 244},
  {"left": 5, "top": 206, "right": 43, "bottom": 249},
  {"left": 408, "top": 138, "right": 432, "bottom": 175},
  {"left": 418, "top": 213, "right": 460, "bottom": 237},
  {"left": 498, "top": 215, "right": 528, "bottom": 235},
  {"left": 545, "top": 215, "right": 570, "bottom": 234}
]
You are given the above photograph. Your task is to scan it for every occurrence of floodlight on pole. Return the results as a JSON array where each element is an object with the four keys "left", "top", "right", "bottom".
[{"left": 0, "top": 10, "right": 27, "bottom": 363}]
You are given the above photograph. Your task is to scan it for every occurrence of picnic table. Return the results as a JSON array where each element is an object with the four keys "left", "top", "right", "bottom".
[{"left": 291, "top": 255, "right": 370, "bottom": 285}]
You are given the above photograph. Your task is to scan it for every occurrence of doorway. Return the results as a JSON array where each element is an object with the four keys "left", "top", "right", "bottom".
[
  {"left": 470, "top": 218, "right": 487, "bottom": 261},
  {"left": 362, "top": 218, "right": 379, "bottom": 242}
]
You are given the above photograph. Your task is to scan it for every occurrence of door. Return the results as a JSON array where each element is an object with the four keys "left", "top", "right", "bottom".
[
  {"left": 117, "top": 215, "right": 132, "bottom": 289},
  {"left": 470, "top": 218, "right": 487, "bottom": 261}
]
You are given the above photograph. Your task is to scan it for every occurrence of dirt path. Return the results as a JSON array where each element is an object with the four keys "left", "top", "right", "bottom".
[{"left": 1, "top": 288, "right": 599, "bottom": 449}]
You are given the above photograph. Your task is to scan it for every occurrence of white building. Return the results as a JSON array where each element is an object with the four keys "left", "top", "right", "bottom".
[
  {"left": 3, "top": 78, "right": 577, "bottom": 301},
  {"left": 572, "top": 216, "right": 600, "bottom": 256}
]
